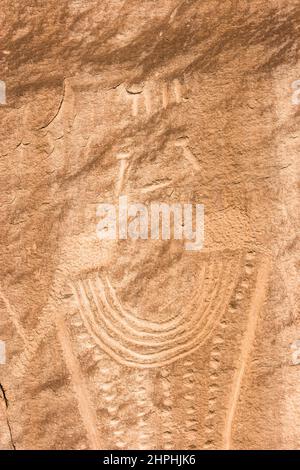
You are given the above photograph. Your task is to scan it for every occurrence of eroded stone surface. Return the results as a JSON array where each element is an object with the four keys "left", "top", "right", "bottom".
[{"left": 0, "top": 0, "right": 299, "bottom": 449}]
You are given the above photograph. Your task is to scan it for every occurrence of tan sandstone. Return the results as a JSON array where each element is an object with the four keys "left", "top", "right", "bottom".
[{"left": 0, "top": 0, "right": 299, "bottom": 450}]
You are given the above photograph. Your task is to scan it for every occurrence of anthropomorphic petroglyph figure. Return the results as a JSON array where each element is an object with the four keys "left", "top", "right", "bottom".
[
  {"left": 3, "top": 70, "right": 287, "bottom": 451},
  {"left": 11, "top": 69, "right": 278, "bottom": 451}
]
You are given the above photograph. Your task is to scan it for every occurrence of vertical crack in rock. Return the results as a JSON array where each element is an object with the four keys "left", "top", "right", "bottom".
[{"left": 0, "top": 384, "right": 16, "bottom": 450}]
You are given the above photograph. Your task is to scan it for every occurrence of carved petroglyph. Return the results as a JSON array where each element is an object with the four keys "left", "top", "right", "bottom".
[
  {"left": 5, "top": 272, "right": 102, "bottom": 450},
  {"left": 0, "top": 80, "right": 6, "bottom": 105},
  {"left": 125, "top": 86, "right": 145, "bottom": 117},
  {"left": 182, "top": 359, "right": 198, "bottom": 449},
  {"left": 115, "top": 151, "right": 132, "bottom": 197},
  {"left": 15, "top": 306, "right": 101, "bottom": 449},
  {"left": 124, "top": 83, "right": 144, "bottom": 117},
  {"left": 160, "top": 367, "right": 174, "bottom": 450},
  {"left": 132, "top": 370, "right": 154, "bottom": 449},
  {"left": 69, "top": 254, "right": 242, "bottom": 368},
  {"left": 0, "top": 340, "right": 5, "bottom": 365},
  {"left": 162, "top": 82, "right": 169, "bottom": 110},
  {"left": 173, "top": 79, "right": 182, "bottom": 104},
  {"left": 161, "top": 79, "right": 183, "bottom": 109},
  {"left": 141, "top": 180, "right": 172, "bottom": 194},
  {"left": 202, "top": 251, "right": 260, "bottom": 450},
  {"left": 97, "top": 367, "right": 128, "bottom": 449},
  {"left": 223, "top": 257, "right": 271, "bottom": 450},
  {"left": 122, "top": 78, "right": 185, "bottom": 117},
  {"left": 202, "top": 253, "right": 253, "bottom": 450},
  {"left": 55, "top": 308, "right": 102, "bottom": 450},
  {"left": 0, "top": 288, "right": 27, "bottom": 343},
  {"left": 174, "top": 137, "right": 201, "bottom": 171},
  {"left": 291, "top": 340, "right": 300, "bottom": 365},
  {"left": 291, "top": 80, "right": 300, "bottom": 105},
  {"left": 0, "top": 288, "right": 50, "bottom": 376},
  {"left": 203, "top": 329, "right": 226, "bottom": 449}
]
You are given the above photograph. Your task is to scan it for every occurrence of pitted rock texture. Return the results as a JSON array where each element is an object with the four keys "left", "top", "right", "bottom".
[{"left": 0, "top": 0, "right": 299, "bottom": 450}]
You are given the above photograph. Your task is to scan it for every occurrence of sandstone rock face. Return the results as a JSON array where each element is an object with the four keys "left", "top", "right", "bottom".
[{"left": 0, "top": 0, "right": 299, "bottom": 450}]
